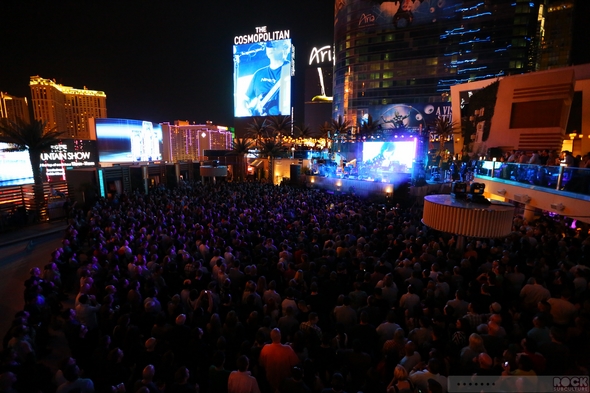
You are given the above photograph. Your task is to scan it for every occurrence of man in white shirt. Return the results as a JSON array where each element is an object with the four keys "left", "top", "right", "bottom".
[
  {"left": 399, "top": 285, "right": 421, "bottom": 315},
  {"left": 228, "top": 355, "right": 260, "bottom": 393},
  {"left": 376, "top": 310, "right": 401, "bottom": 345},
  {"left": 410, "top": 358, "right": 448, "bottom": 393},
  {"left": 547, "top": 288, "right": 577, "bottom": 327},
  {"left": 520, "top": 277, "right": 550, "bottom": 310}
]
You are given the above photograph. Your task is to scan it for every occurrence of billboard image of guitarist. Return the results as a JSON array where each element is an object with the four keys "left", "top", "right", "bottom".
[{"left": 243, "top": 40, "right": 291, "bottom": 116}]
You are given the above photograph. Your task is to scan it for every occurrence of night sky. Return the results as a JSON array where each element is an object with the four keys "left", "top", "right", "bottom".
[{"left": 0, "top": 1, "right": 334, "bottom": 126}]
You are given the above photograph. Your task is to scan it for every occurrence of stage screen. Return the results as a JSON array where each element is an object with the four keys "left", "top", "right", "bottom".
[
  {"left": 95, "top": 118, "right": 163, "bottom": 163},
  {"left": 0, "top": 143, "right": 33, "bottom": 186},
  {"left": 234, "top": 39, "right": 292, "bottom": 117},
  {"left": 362, "top": 140, "right": 417, "bottom": 173}
]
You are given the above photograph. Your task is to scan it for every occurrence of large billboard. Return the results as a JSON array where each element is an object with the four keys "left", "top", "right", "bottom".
[
  {"left": 0, "top": 143, "right": 33, "bottom": 186},
  {"left": 95, "top": 118, "right": 163, "bottom": 163},
  {"left": 335, "top": 0, "right": 460, "bottom": 34},
  {"left": 40, "top": 140, "right": 98, "bottom": 180},
  {"left": 0, "top": 139, "right": 98, "bottom": 186},
  {"left": 368, "top": 103, "right": 452, "bottom": 132},
  {"left": 234, "top": 27, "right": 293, "bottom": 117}
]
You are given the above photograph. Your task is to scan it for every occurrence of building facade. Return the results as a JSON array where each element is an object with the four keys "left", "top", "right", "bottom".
[
  {"left": 0, "top": 92, "right": 29, "bottom": 124},
  {"left": 29, "top": 76, "right": 107, "bottom": 139},
  {"left": 161, "top": 121, "right": 233, "bottom": 163},
  {"left": 332, "top": 0, "right": 556, "bottom": 128}
]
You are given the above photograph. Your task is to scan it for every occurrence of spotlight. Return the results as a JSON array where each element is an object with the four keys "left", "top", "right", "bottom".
[{"left": 451, "top": 181, "right": 467, "bottom": 199}]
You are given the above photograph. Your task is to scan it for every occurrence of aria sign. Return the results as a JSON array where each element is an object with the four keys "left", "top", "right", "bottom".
[{"left": 309, "top": 45, "right": 333, "bottom": 65}]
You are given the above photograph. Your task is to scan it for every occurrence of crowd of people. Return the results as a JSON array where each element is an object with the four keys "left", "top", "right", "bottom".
[
  {"left": 502, "top": 149, "right": 590, "bottom": 168},
  {"left": 2, "top": 180, "right": 590, "bottom": 393}
]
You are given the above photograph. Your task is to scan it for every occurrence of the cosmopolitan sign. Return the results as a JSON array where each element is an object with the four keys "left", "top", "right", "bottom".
[
  {"left": 234, "top": 26, "right": 290, "bottom": 44},
  {"left": 309, "top": 45, "right": 333, "bottom": 65},
  {"left": 40, "top": 140, "right": 98, "bottom": 177}
]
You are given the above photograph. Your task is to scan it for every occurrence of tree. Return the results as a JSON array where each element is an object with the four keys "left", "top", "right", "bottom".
[
  {"left": 319, "top": 121, "right": 332, "bottom": 140},
  {"left": 330, "top": 115, "right": 353, "bottom": 153},
  {"left": 331, "top": 115, "right": 353, "bottom": 138},
  {"left": 294, "top": 124, "right": 314, "bottom": 140},
  {"left": 245, "top": 118, "right": 269, "bottom": 147},
  {"left": 430, "top": 116, "right": 458, "bottom": 166},
  {"left": 358, "top": 114, "right": 381, "bottom": 139},
  {"left": 266, "top": 115, "right": 292, "bottom": 140},
  {"left": 0, "top": 119, "right": 66, "bottom": 219},
  {"left": 230, "top": 138, "right": 253, "bottom": 182},
  {"left": 258, "top": 138, "right": 284, "bottom": 182}
]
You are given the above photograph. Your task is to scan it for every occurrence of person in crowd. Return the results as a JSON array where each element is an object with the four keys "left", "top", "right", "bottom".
[
  {"left": 228, "top": 355, "right": 260, "bottom": 393},
  {"left": 259, "top": 328, "right": 300, "bottom": 392},
  {"left": 387, "top": 364, "right": 415, "bottom": 393}
]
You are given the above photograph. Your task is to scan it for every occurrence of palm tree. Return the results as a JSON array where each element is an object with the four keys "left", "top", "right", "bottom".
[
  {"left": 245, "top": 118, "right": 268, "bottom": 147},
  {"left": 331, "top": 115, "right": 353, "bottom": 139},
  {"left": 319, "top": 121, "right": 332, "bottom": 140},
  {"left": 266, "top": 115, "right": 292, "bottom": 140},
  {"left": 258, "top": 138, "right": 284, "bottom": 182},
  {"left": 330, "top": 115, "right": 352, "bottom": 154},
  {"left": 294, "top": 124, "right": 314, "bottom": 140},
  {"left": 430, "top": 116, "right": 458, "bottom": 167},
  {"left": 0, "top": 118, "right": 66, "bottom": 219},
  {"left": 358, "top": 114, "right": 381, "bottom": 140},
  {"left": 230, "top": 138, "right": 253, "bottom": 182}
]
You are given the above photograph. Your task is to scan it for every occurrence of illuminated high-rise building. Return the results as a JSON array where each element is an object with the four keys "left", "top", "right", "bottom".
[
  {"left": 538, "top": 0, "right": 574, "bottom": 70},
  {"left": 161, "top": 121, "right": 233, "bottom": 162},
  {"left": 0, "top": 92, "right": 29, "bottom": 124},
  {"left": 331, "top": 0, "right": 584, "bottom": 126},
  {"left": 29, "top": 75, "right": 107, "bottom": 139}
]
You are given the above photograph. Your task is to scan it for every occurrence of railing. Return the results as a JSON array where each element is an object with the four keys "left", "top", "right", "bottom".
[
  {"left": 0, "top": 181, "right": 68, "bottom": 230},
  {"left": 474, "top": 161, "right": 590, "bottom": 197}
]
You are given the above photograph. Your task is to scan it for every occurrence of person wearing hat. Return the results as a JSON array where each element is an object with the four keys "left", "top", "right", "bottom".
[{"left": 243, "top": 39, "right": 291, "bottom": 116}]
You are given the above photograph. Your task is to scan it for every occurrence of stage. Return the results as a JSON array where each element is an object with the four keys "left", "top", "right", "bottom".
[{"left": 304, "top": 174, "right": 454, "bottom": 201}]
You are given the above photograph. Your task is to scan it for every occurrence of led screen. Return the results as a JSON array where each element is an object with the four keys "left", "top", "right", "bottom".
[
  {"left": 335, "top": 0, "right": 460, "bottom": 34},
  {"left": 0, "top": 143, "right": 33, "bottom": 186},
  {"left": 234, "top": 39, "right": 292, "bottom": 117},
  {"left": 362, "top": 140, "right": 417, "bottom": 173},
  {"left": 40, "top": 140, "right": 98, "bottom": 180},
  {"left": 369, "top": 103, "right": 452, "bottom": 132},
  {"left": 95, "top": 118, "right": 163, "bottom": 163}
]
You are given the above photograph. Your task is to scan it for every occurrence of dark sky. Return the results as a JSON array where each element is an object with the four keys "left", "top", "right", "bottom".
[{"left": 0, "top": 0, "right": 334, "bottom": 126}]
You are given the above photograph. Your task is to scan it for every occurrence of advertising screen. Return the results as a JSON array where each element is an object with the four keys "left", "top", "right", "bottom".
[
  {"left": 335, "top": 0, "right": 460, "bottom": 34},
  {"left": 362, "top": 140, "right": 417, "bottom": 173},
  {"left": 369, "top": 103, "right": 452, "bottom": 132},
  {"left": 0, "top": 143, "right": 34, "bottom": 186},
  {"left": 95, "top": 118, "right": 163, "bottom": 163},
  {"left": 234, "top": 38, "right": 292, "bottom": 117},
  {"left": 40, "top": 140, "right": 98, "bottom": 180}
]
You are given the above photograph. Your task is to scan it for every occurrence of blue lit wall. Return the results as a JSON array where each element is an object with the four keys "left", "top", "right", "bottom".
[{"left": 333, "top": 0, "right": 544, "bottom": 125}]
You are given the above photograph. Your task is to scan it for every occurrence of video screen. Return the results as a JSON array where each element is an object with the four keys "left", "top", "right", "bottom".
[
  {"left": 95, "top": 119, "right": 163, "bottom": 163},
  {"left": 362, "top": 140, "right": 417, "bottom": 173},
  {"left": 40, "top": 140, "right": 98, "bottom": 180},
  {"left": 233, "top": 39, "right": 292, "bottom": 117},
  {"left": 0, "top": 143, "right": 34, "bottom": 186}
]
